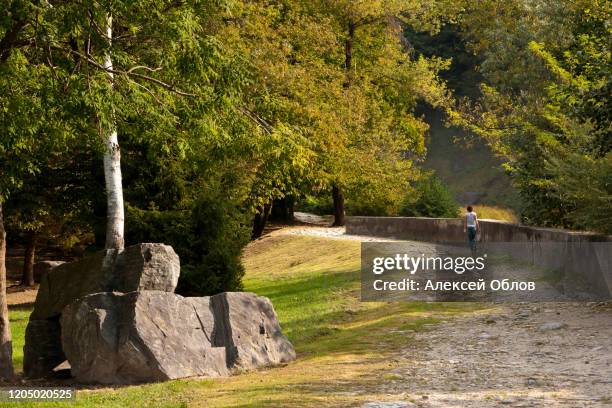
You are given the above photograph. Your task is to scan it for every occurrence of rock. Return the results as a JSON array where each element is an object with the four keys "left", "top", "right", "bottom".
[
  {"left": 538, "top": 322, "right": 568, "bottom": 331},
  {"left": 210, "top": 291, "right": 297, "bottom": 371},
  {"left": 31, "top": 243, "right": 179, "bottom": 320},
  {"left": 525, "top": 377, "right": 540, "bottom": 387},
  {"left": 61, "top": 291, "right": 295, "bottom": 384},
  {"left": 118, "top": 243, "right": 180, "bottom": 293},
  {"left": 61, "top": 291, "right": 228, "bottom": 383},
  {"left": 23, "top": 319, "right": 64, "bottom": 378},
  {"left": 478, "top": 333, "right": 498, "bottom": 340},
  {"left": 24, "top": 243, "right": 179, "bottom": 378},
  {"left": 33, "top": 261, "right": 65, "bottom": 283}
]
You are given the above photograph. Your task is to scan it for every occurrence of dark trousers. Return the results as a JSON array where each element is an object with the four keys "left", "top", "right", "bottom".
[{"left": 467, "top": 226, "right": 477, "bottom": 251}]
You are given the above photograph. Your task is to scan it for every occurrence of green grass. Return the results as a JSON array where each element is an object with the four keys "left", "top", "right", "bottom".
[
  {"left": 9, "top": 306, "right": 30, "bottom": 372},
  {"left": 472, "top": 205, "right": 519, "bottom": 223},
  {"left": 8, "top": 234, "right": 481, "bottom": 407}
]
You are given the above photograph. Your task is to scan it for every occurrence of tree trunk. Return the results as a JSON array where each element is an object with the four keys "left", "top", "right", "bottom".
[
  {"left": 343, "top": 21, "right": 355, "bottom": 87},
  {"left": 0, "top": 203, "right": 14, "bottom": 379},
  {"left": 287, "top": 196, "right": 295, "bottom": 222},
  {"left": 103, "top": 15, "right": 125, "bottom": 250},
  {"left": 251, "top": 202, "right": 272, "bottom": 240},
  {"left": 332, "top": 185, "right": 345, "bottom": 226},
  {"left": 270, "top": 196, "right": 295, "bottom": 223},
  {"left": 335, "top": 22, "right": 354, "bottom": 219},
  {"left": 20, "top": 231, "right": 36, "bottom": 287}
]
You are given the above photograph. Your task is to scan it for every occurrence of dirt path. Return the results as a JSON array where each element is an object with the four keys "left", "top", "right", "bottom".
[
  {"left": 376, "top": 302, "right": 612, "bottom": 408},
  {"left": 272, "top": 223, "right": 612, "bottom": 408},
  {"left": 274, "top": 213, "right": 396, "bottom": 242}
]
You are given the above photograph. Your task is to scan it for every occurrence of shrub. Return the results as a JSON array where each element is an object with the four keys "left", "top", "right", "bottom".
[
  {"left": 125, "top": 192, "right": 251, "bottom": 296},
  {"left": 400, "top": 176, "right": 459, "bottom": 218}
]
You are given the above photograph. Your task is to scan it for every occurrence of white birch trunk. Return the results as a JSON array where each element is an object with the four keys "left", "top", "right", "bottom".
[{"left": 103, "top": 15, "right": 125, "bottom": 250}]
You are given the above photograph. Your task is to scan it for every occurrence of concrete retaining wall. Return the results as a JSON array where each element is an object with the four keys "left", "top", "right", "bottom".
[{"left": 346, "top": 216, "right": 612, "bottom": 297}]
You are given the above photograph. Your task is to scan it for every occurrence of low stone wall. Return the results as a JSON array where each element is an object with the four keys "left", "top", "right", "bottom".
[{"left": 346, "top": 216, "right": 612, "bottom": 297}]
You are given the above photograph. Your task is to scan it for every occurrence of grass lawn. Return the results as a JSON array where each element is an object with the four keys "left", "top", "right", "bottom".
[
  {"left": 8, "top": 234, "right": 480, "bottom": 407},
  {"left": 474, "top": 205, "right": 519, "bottom": 223}
]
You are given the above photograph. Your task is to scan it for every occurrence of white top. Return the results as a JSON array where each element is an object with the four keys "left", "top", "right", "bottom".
[{"left": 466, "top": 211, "right": 477, "bottom": 227}]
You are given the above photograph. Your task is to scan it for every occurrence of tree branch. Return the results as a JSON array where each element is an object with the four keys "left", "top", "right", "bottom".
[
  {"left": 239, "top": 107, "right": 273, "bottom": 134},
  {"left": 64, "top": 48, "right": 196, "bottom": 97},
  {"left": 127, "top": 65, "right": 162, "bottom": 74}
]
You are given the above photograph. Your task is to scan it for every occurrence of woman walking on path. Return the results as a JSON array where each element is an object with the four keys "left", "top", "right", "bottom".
[{"left": 464, "top": 206, "right": 479, "bottom": 252}]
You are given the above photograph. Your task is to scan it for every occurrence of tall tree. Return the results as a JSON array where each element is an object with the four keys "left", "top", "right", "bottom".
[
  {"left": 0, "top": 0, "right": 248, "bottom": 249},
  {"left": 320, "top": 0, "right": 454, "bottom": 224},
  {"left": 230, "top": 0, "right": 453, "bottom": 227},
  {"left": 102, "top": 15, "right": 124, "bottom": 249},
  {"left": 0, "top": 0, "right": 249, "bottom": 372},
  {"left": 0, "top": 1, "right": 37, "bottom": 377}
]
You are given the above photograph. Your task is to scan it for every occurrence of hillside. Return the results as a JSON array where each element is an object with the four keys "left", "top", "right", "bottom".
[
  {"left": 406, "top": 25, "right": 519, "bottom": 209},
  {"left": 422, "top": 107, "right": 518, "bottom": 208}
]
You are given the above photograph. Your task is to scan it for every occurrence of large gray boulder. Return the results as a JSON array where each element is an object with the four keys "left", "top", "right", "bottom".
[
  {"left": 60, "top": 291, "right": 295, "bottom": 384},
  {"left": 210, "top": 292, "right": 297, "bottom": 371},
  {"left": 24, "top": 243, "right": 179, "bottom": 378},
  {"left": 31, "top": 243, "right": 179, "bottom": 320},
  {"left": 61, "top": 291, "right": 229, "bottom": 383}
]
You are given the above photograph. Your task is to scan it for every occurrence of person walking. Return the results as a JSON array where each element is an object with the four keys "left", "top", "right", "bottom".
[{"left": 464, "top": 206, "right": 479, "bottom": 252}]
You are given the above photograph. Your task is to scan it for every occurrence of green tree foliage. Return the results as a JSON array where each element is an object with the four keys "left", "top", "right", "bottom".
[
  {"left": 1, "top": 0, "right": 464, "bottom": 300},
  {"left": 2, "top": 0, "right": 261, "bottom": 294},
  {"left": 119, "top": 131, "right": 254, "bottom": 295},
  {"left": 225, "top": 0, "right": 456, "bottom": 225},
  {"left": 451, "top": 0, "right": 611, "bottom": 233},
  {"left": 400, "top": 174, "right": 459, "bottom": 218}
]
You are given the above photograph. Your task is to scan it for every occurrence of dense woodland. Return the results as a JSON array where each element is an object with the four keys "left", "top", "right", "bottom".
[{"left": 0, "top": 0, "right": 609, "bottom": 377}]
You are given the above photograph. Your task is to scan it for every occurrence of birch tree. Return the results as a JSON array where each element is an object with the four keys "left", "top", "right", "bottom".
[
  {"left": 2, "top": 0, "right": 233, "bottom": 249},
  {"left": 102, "top": 15, "right": 124, "bottom": 249},
  {"left": 0, "top": 0, "right": 238, "bottom": 374}
]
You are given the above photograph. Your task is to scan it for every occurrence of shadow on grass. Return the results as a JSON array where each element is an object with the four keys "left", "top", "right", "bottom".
[{"left": 9, "top": 303, "right": 35, "bottom": 311}]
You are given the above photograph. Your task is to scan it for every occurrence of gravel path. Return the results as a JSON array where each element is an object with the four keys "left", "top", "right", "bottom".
[
  {"left": 275, "top": 222, "right": 612, "bottom": 407},
  {"left": 372, "top": 302, "right": 612, "bottom": 408},
  {"left": 279, "top": 225, "right": 392, "bottom": 242}
]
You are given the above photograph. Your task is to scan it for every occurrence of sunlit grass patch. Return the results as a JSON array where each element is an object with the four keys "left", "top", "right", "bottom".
[
  {"left": 472, "top": 205, "right": 519, "bottom": 223},
  {"left": 9, "top": 306, "right": 30, "bottom": 372}
]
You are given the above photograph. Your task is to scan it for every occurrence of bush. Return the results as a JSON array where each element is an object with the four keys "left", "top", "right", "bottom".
[
  {"left": 400, "top": 176, "right": 459, "bottom": 218},
  {"left": 125, "top": 192, "right": 251, "bottom": 296},
  {"left": 177, "top": 195, "right": 251, "bottom": 296}
]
